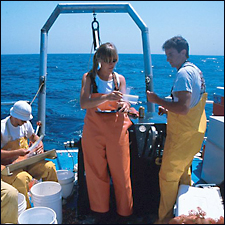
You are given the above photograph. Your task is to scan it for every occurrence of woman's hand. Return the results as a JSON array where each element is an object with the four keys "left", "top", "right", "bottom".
[
  {"left": 106, "top": 91, "right": 123, "bottom": 101},
  {"left": 117, "top": 100, "right": 130, "bottom": 113}
]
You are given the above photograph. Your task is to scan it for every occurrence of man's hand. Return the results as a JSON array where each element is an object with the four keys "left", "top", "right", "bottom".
[
  {"left": 34, "top": 143, "right": 44, "bottom": 154},
  {"left": 146, "top": 90, "right": 159, "bottom": 104},
  {"left": 28, "top": 141, "right": 44, "bottom": 155},
  {"left": 17, "top": 148, "right": 29, "bottom": 156},
  {"left": 158, "top": 106, "right": 168, "bottom": 116},
  {"left": 1, "top": 148, "right": 29, "bottom": 165}
]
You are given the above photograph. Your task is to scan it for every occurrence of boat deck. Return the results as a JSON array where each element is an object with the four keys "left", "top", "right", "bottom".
[{"left": 51, "top": 154, "right": 208, "bottom": 224}]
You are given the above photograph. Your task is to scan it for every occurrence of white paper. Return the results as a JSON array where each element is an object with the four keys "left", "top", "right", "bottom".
[
  {"left": 27, "top": 134, "right": 44, "bottom": 157},
  {"left": 122, "top": 94, "right": 139, "bottom": 104}
]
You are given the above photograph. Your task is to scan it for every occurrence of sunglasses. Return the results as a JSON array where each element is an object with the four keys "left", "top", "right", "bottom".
[{"left": 103, "top": 59, "right": 117, "bottom": 63}]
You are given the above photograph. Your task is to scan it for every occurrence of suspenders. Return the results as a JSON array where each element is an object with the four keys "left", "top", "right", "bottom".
[
  {"left": 170, "top": 62, "right": 206, "bottom": 101},
  {"left": 112, "top": 72, "right": 119, "bottom": 91}
]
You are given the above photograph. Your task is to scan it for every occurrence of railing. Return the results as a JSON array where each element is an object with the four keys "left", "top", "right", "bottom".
[{"left": 38, "top": 3, "right": 155, "bottom": 137}]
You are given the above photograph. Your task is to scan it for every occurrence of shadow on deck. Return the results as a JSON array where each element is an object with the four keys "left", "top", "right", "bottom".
[{"left": 62, "top": 181, "right": 159, "bottom": 224}]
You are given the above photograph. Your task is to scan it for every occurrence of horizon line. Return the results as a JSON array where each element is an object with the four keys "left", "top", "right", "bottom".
[{"left": 1, "top": 53, "right": 224, "bottom": 57}]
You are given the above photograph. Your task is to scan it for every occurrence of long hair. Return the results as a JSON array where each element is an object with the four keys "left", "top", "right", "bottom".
[{"left": 87, "top": 42, "right": 118, "bottom": 80}]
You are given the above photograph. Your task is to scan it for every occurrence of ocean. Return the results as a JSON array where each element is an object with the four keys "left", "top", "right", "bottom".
[{"left": 1, "top": 54, "right": 224, "bottom": 151}]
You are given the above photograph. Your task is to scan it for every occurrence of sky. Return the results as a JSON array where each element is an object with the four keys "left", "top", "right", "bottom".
[{"left": 1, "top": 1, "right": 224, "bottom": 56}]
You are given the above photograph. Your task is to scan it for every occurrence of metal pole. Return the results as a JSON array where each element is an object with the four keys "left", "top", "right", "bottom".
[
  {"left": 127, "top": 4, "right": 155, "bottom": 113},
  {"left": 142, "top": 30, "right": 155, "bottom": 113},
  {"left": 38, "top": 3, "right": 155, "bottom": 136},
  {"left": 38, "top": 30, "right": 48, "bottom": 136},
  {"left": 126, "top": 4, "right": 147, "bottom": 31}
]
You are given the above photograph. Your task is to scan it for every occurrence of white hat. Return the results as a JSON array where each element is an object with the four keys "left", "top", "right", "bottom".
[{"left": 10, "top": 101, "right": 33, "bottom": 121}]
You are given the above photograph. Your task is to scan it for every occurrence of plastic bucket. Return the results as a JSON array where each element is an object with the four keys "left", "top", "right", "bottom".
[
  {"left": 57, "top": 170, "right": 75, "bottom": 199},
  {"left": 18, "top": 193, "right": 27, "bottom": 216},
  {"left": 30, "top": 181, "right": 62, "bottom": 224},
  {"left": 18, "top": 206, "right": 57, "bottom": 224}
]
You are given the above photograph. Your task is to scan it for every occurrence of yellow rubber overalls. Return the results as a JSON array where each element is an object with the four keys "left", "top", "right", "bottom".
[
  {"left": 81, "top": 75, "right": 133, "bottom": 216},
  {"left": 1, "top": 120, "right": 58, "bottom": 208},
  {"left": 158, "top": 92, "right": 207, "bottom": 221},
  {"left": 1, "top": 180, "right": 18, "bottom": 224}
]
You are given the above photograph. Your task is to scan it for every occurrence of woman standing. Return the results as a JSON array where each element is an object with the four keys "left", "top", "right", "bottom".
[{"left": 80, "top": 42, "right": 133, "bottom": 222}]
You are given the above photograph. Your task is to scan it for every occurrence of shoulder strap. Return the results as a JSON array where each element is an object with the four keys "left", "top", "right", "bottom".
[
  {"left": 182, "top": 61, "right": 206, "bottom": 95},
  {"left": 112, "top": 72, "right": 119, "bottom": 91}
]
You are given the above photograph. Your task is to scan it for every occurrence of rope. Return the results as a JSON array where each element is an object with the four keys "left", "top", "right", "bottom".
[
  {"left": 87, "top": 42, "right": 94, "bottom": 72},
  {"left": 30, "top": 81, "right": 44, "bottom": 106}
]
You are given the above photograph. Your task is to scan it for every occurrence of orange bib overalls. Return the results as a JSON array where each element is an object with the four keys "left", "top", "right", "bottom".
[
  {"left": 158, "top": 93, "right": 207, "bottom": 221},
  {"left": 81, "top": 90, "right": 133, "bottom": 216}
]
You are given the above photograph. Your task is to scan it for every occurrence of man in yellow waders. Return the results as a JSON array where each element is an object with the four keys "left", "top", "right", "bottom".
[
  {"left": 146, "top": 36, "right": 207, "bottom": 224},
  {"left": 1, "top": 101, "right": 58, "bottom": 208},
  {"left": 1, "top": 180, "right": 18, "bottom": 224}
]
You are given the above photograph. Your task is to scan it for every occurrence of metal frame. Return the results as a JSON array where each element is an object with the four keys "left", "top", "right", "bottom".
[{"left": 38, "top": 3, "right": 155, "bottom": 136}]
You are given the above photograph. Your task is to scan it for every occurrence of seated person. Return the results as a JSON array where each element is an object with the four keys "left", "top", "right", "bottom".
[
  {"left": 1, "top": 100, "right": 58, "bottom": 208},
  {"left": 1, "top": 180, "right": 18, "bottom": 224}
]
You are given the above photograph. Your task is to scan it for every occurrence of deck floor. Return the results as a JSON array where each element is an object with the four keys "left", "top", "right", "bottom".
[{"left": 61, "top": 156, "right": 207, "bottom": 224}]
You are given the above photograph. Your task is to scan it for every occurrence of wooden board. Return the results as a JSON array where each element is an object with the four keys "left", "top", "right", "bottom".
[{"left": 1, "top": 149, "right": 57, "bottom": 176}]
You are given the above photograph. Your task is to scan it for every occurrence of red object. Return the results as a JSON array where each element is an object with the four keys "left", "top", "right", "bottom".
[
  {"left": 213, "top": 96, "right": 224, "bottom": 116},
  {"left": 213, "top": 103, "right": 224, "bottom": 116}
]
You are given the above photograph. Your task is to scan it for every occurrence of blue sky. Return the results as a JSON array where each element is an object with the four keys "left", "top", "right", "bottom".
[{"left": 1, "top": 1, "right": 224, "bottom": 55}]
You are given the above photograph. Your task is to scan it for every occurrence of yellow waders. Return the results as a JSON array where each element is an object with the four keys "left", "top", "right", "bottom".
[
  {"left": 158, "top": 93, "right": 207, "bottom": 222},
  {"left": 81, "top": 93, "right": 133, "bottom": 216},
  {"left": 1, "top": 180, "right": 18, "bottom": 224},
  {"left": 1, "top": 137, "right": 58, "bottom": 208}
]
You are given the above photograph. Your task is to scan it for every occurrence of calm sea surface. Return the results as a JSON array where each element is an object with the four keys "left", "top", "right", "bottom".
[{"left": 1, "top": 54, "right": 224, "bottom": 150}]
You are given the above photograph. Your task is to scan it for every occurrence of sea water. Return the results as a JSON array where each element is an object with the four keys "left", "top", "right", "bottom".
[{"left": 1, "top": 54, "right": 224, "bottom": 153}]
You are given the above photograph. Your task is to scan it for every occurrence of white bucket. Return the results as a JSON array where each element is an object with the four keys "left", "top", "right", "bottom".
[
  {"left": 30, "top": 181, "right": 62, "bottom": 224},
  {"left": 18, "top": 193, "right": 27, "bottom": 216},
  {"left": 57, "top": 170, "right": 75, "bottom": 199},
  {"left": 18, "top": 206, "right": 57, "bottom": 224}
]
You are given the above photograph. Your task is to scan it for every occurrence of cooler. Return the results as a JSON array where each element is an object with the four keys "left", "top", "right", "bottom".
[
  {"left": 201, "top": 116, "right": 224, "bottom": 184},
  {"left": 175, "top": 184, "right": 224, "bottom": 220}
]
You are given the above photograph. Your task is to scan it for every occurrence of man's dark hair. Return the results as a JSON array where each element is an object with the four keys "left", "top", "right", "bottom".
[{"left": 162, "top": 36, "right": 189, "bottom": 58}]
